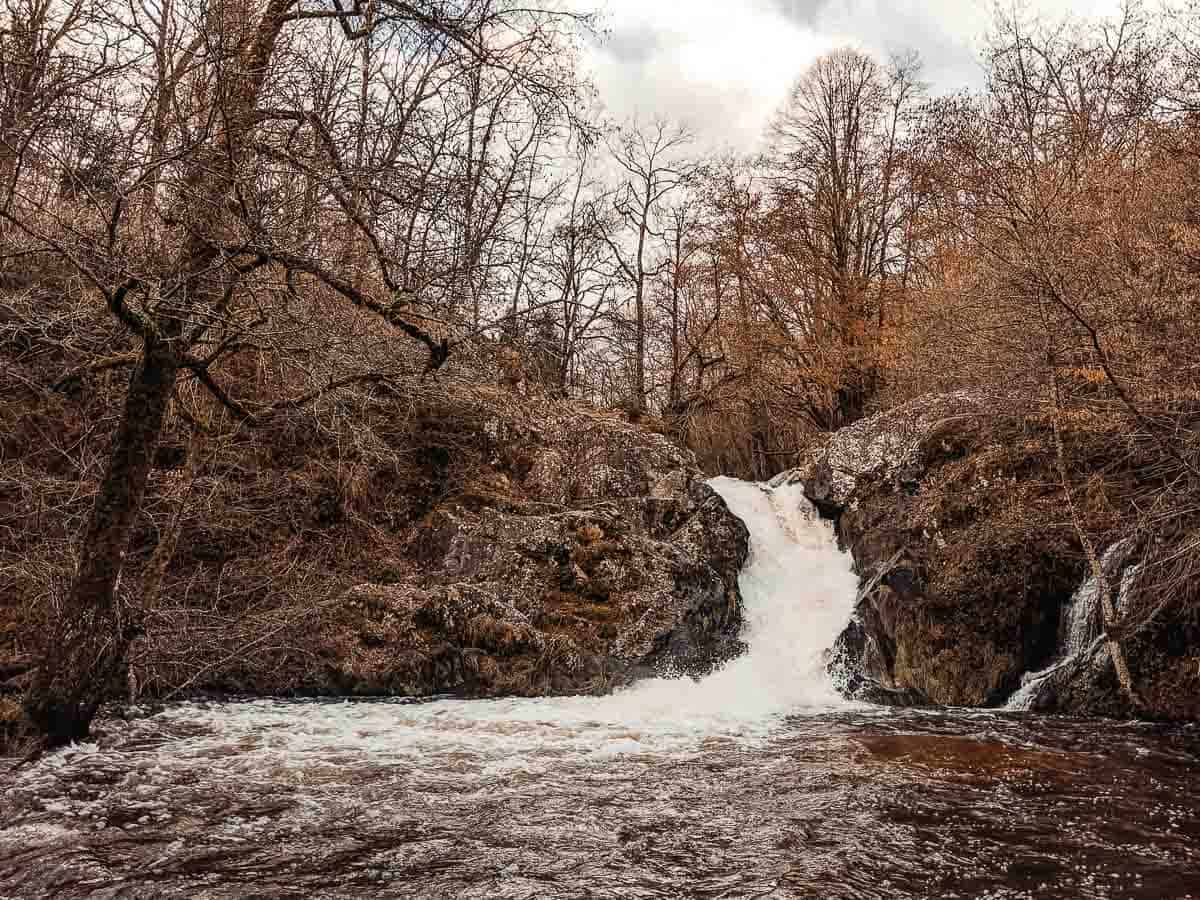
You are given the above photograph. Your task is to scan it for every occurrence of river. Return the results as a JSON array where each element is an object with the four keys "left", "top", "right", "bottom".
[{"left": 2, "top": 478, "right": 1198, "bottom": 898}]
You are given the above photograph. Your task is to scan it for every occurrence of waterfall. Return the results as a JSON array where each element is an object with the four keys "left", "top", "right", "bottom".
[
  {"left": 397, "top": 475, "right": 863, "bottom": 748},
  {"left": 627, "top": 476, "right": 861, "bottom": 721},
  {"left": 299, "top": 476, "right": 859, "bottom": 756},
  {"left": 1006, "top": 539, "right": 1134, "bottom": 711}
]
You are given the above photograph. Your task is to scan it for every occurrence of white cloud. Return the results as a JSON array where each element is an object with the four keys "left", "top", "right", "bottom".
[
  {"left": 809, "top": 0, "right": 1128, "bottom": 92},
  {"left": 583, "top": 0, "right": 831, "bottom": 151},
  {"left": 584, "top": 0, "right": 1134, "bottom": 153}
]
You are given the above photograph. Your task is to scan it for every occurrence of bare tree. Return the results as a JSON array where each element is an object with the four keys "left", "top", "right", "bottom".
[
  {"left": 600, "top": 117, "right": 696, "bottom": 412},
  {"left": 766, "top": 48, "right": 924, "bottom": 427},
  {"left": 3, "top": 0, "right": 589, "bottom": 747},
  {"left": 0, "top": 0, "right": 121, "bottom": 247}
]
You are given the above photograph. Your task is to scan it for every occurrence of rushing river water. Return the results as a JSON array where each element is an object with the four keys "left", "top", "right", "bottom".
[{"left": 3, "top": 479, "right": 1199, "bottom": 898}]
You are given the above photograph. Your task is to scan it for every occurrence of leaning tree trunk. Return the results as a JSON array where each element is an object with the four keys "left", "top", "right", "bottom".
[
  {"left": 25, "top": 338, "right": 179, "bottom": 747},
  {"left": 22, "top": 0, "right": 290, "bottom": 748}
]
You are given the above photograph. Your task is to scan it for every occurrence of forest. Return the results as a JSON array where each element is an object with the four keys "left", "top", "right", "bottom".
[{"left": 3, "top": 0, "right": 1200, "bottom": 751}]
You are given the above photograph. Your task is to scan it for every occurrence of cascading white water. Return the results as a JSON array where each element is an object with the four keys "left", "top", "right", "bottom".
[
  {"left": 1006, "top": 539, "right": 1135, "bottom": 711},
  {"left": 568, "top": 475, "right": 863, "bottom": 731},
  {"left": 322, "top": 474, "right": 863, "bottom": 757}
]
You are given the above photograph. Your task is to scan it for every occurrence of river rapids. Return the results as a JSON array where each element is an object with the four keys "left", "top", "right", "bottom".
[{"left": 2, "top": 478, "right": 1198, "bottom": 898}]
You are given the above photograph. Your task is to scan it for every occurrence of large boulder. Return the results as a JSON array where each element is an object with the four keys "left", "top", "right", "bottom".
[
  {"left": 788, "top": 394, "right": 1084, "bottom": 708},
  {"left": 305, "top": 393, "right": 748, "bottom": 698},
  {"left": 0, "top": 362, "right": 749, "bottom": 707}
]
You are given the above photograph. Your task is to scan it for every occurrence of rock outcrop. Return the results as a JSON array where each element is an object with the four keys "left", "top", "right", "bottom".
[
  {"left": 791, "top": 392, "right": 1200, "bottom": 720},
  {"left": 1016, "top": 536, "right": 1200, "bottom": 721},
  {"left": 2, "top": 341, "right": 749, "bottom": 710},
  {"left": 788, "top": 394, "right": 1085, "bottom": 708},
  {"left": 300, "top": 391, "right": 748, "bottom": 698}
]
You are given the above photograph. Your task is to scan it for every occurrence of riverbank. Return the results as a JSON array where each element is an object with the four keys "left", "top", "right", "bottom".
[{"left": 2, "top": 347, "right": 749, "bottom": 750}]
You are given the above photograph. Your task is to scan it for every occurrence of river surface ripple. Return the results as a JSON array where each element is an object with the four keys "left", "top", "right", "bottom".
[{"left": 2, "top": 701, "right": 1198, "bottom": 899}]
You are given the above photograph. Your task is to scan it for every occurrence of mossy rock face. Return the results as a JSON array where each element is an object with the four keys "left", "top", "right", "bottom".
[
  {"left": 795, "top": 395, "right": 1084, "bottom": 709},
  {"left": 292, "top": 396, "right": 750, "bottom": 701},
  {"left": 0, "top": 350, "right": 751, "bottom": 707},
  {"left": 313, "top": 476, "right": 747, "bottom": 699},
  {"left": 799, "top": 393, "right": 1200, "bottom": 719}
]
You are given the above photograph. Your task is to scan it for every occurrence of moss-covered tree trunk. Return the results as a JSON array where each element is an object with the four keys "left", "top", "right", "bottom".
[{"left": 25, "top": 339, "right": 179, "bottom": 746}]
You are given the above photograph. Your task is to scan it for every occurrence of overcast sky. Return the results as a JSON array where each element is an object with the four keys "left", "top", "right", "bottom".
[{"left": 582, "top": 0, "right": 1126, "bottom": 151}]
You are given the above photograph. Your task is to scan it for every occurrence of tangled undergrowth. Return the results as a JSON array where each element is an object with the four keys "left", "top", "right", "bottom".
[{"left": 1, "top": 283, "right": 747, "bottom": 752}]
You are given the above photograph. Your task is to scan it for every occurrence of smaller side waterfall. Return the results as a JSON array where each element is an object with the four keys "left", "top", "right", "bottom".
[{"left": 1006, "top": 539, "right": 1135, "bottom": 711}]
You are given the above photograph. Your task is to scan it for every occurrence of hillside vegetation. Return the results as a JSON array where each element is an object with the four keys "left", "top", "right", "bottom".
[{"left": 4, "top": 0, "right": 1200, "bottom": 746}]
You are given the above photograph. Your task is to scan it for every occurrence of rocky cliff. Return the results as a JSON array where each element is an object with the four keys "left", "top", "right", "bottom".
[
  {"left": 786, "top": 393, "right": 1199, "bottom": 720},
  {"left": 313, "top": 392, "right": 749, "bottom": 697}
]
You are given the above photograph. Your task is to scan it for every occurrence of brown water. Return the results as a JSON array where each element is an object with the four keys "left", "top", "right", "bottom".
[{"left": 1, "top": 701, "right": 1197, "bottom": 899}]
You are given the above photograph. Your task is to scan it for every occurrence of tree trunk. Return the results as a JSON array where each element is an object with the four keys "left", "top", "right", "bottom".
[
  {"left": 24, "top": 339, "right": 179, "bottom": 746},
  {"left": 634, "top": 285, "right": 646, "bottom": 411},
  {"left": 23, "top": 0, "right": 290, "bottom": 741}
]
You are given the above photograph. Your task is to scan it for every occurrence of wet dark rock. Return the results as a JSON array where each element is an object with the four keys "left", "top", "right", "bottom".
[
  {"left": 789, "top": 394, "right": 1083, "bottom": 708},
  {"left": 797, "top": 393, "right": 1200, "bottom": 720},
  {"left": 312, "top": 402, "right": 748, "bottom": 699}
]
